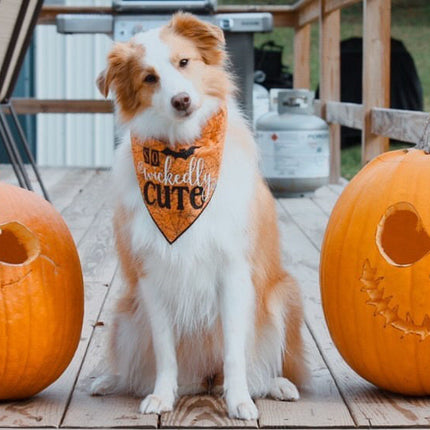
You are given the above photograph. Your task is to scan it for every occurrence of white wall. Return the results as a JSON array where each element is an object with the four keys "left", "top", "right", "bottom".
[{"left": 35, "top": 0, "right": 115, "bottom": 167}]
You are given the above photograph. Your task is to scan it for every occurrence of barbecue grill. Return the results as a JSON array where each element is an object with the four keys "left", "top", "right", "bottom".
[{"left": 56, "top": 0, "right": 273, "bottom": 119}]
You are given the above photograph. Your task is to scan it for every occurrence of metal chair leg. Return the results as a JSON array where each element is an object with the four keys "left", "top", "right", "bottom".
[
  {"left": 0, "top": 107, "right": 33, "bottom": 191},
  {"left": 9, "top": 103, "right": 50, "bottom": 201},
  {"left": 0, "top": 118, "right": 26, "bottom": 188}
]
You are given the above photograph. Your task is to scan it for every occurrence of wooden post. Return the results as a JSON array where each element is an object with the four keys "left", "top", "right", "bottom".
[
  {"left": 294, "top": 23, "right": 311, "bottom": 89},
  {"left": 319, "top": 0, "right": 341, "bottom": 183},
  {"left": 362, "top": 0, "right": 391, "bottom": 164}
]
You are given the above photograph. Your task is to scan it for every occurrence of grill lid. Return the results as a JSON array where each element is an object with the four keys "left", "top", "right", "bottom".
[{"left": 113, "top": 0, "right": 216, "bottom": 13}]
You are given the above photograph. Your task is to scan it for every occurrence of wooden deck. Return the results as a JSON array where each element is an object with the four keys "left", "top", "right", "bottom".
[{"left": 1, "top": 166, "right": 430, "bottom": 429}]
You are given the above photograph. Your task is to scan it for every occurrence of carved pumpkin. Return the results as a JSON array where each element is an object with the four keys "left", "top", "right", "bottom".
[
  {"left": 321, "top": 148, "right": 430, "bottom": 395},
  {"left": 0, "top": 183, "right": 84, "bottom": 399}
]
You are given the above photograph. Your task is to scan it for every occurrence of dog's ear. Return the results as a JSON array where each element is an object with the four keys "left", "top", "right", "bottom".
[
  {"left": 168, "top": 12, "right": 226, "bottom": 66},
  {"left": 97, "top": 42, "right": 144, "bottom": 98}
]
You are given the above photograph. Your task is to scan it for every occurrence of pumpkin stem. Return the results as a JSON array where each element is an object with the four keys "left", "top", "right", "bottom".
[
  {"left": 416, "top": 115, "right": 430, "bottom": 153},
  {"left": 0, "top": 222, "right": 40, "bottom": 265}
]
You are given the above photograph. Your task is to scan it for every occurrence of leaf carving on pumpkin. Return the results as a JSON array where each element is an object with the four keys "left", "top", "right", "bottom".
[{"left": 360, "top": 259, "right": 430, "bottom": 340}]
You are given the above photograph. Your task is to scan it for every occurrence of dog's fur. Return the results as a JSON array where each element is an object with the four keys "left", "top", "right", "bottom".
[{"left": 91, "top": 13, "right": 308, "bottom": 420}]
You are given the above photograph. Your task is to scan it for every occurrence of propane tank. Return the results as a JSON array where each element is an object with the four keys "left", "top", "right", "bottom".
[{"left": 256, "top": 89, "right": 330, "bottom": 196}]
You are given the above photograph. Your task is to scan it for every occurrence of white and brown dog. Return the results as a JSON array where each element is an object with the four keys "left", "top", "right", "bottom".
[{"left": 91, "top": 12, "right": 307, "bottom": 420}]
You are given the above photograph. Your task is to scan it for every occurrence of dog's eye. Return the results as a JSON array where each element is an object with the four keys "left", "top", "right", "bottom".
[
  {"left": 179, "top": 59, "right": 189, "bottom": 68},
  {"left": 144, "top": 74, "right": 158, "bottom": 83}
]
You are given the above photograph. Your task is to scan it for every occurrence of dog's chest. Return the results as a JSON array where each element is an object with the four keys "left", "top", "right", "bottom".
[
  {"left": 128, "top": 189, "right": 233, "bottom": 334},
  {"left": 116, "top": 129, "right": 255, "bottom": 334},
  {"left": 143, "top": 249, "right": 220, "bottom": 334}
]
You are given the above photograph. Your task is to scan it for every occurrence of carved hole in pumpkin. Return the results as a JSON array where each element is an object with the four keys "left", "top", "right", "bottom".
[
  {"left": 376, "top": 202, "right": 430, "bottom": 267},
  {"left": 0, "top": 222, "right": 40, "bottom": 265}
]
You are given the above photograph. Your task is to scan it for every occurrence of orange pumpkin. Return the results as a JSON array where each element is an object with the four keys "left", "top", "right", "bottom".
[
  {"left": 0, "top": 183, "right": 84, "bottom": 399},
  {"left": 321, "top": 148, "right": 430, "bottom": 395}
]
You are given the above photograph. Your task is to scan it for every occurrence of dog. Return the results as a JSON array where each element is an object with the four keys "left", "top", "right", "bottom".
[{"left": 91, "top": 12, "right": 308, "bottom": 420}]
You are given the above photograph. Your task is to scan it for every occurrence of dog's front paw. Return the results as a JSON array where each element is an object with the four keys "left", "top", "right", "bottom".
[
  {"left": 269, "top": 377, "right": 300, "bottom": 401},
  {"left": 227, "top": 396, "right": 258, "bottom": 420},
  {"left": 90, "top": 374, "right": 118, "bottom": 396},
  {"left": 139, "top": 394, "right": 174, "bottom": 414}
]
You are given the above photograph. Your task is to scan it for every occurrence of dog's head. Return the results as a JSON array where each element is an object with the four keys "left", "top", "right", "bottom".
[{"left": 98, "top": 13, "right": 232, "bottom": 141}]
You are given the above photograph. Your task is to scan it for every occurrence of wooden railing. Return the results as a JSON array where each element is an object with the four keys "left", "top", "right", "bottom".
[{"left": 14, "top": 1, "right": 429, "bottom": 183}]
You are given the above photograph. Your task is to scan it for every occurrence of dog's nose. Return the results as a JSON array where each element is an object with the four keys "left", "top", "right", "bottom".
[{"left": 171, "top": 92, "right": 191, "bottom": 112}]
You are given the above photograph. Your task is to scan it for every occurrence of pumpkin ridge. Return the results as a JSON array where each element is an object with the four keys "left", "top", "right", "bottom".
[{"left": 360, "top": 259, "right": 430, "bottom": 340}]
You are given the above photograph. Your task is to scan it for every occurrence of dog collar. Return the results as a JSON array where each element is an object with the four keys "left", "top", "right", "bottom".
[{"left": 131, "top": 107, "right": 227, "bottom": 244}]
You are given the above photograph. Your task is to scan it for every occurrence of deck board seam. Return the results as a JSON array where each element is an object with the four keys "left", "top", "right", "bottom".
[
  {"left": 304, "top": 321, "right": 359, "bottom": 429},
  {"left": 59, "top": 171, "right": 118, "bottom": 427},
  {"left": 276, "top": 199, "right": 323, "bottom": 252},
  {"left": 58, "top": 170, "right": 99, "bottom": 216},
  {"left": 71, "top": 187, "right": 111, "bottom": 249},
  {"left": 276, "top": 198, "right": 359, "bottom": 427},
  {"left": 310, "top": 197, "right": 332, "bottom": 217},
  {"left": 59, "top": 266, "right": 120, "bottom": 428}
]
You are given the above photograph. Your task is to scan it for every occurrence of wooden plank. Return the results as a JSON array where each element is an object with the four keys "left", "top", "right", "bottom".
[
  {"left": 2, "top": 428, "right": 423, "bottom": 430},
  {"left": 62, "top": 273, "right": 158, "bottom": 429},
  {"left": 371, "top": 107, "right": 429, "bottom": 144},
  {"left": 328, "top": 182, "right": 347, "bottom": 195},
  {"left": 292, "top": 0, "right": 316, "bottom": 10},
  {"left": 0, "top": 166, "right": 98, "bottom": 226},
  {"left": 319, "top": 2, "right": 341, "bottom": 183},
  {"left": 11, "top": 98, "right": 113, "bottom": 114},
  {"left": 310, "top": 185, "right": 341, "bottom": 216},
  {"left": 296, "top": 0, "right": 319, "bottom": 27},
  {"left": 50, "top": 169, "right": 96, "bottom": 214},
  {"left": 38, "top": 6, "right": 116, "bottom": 25},
  {"left": 78, "top": 203, "right": 117, "bottom": 285},
  {"left": 0, "top": 164, "right": 19, "bottom": 183},
  {"left": 336, "top": 177, "right": 349, "bottom": 187},
  {"left": 5, "top": 167, "right": 71, "bottom": 201},
  {"left": 296, "top": 0, "right": 361, "bottom": 26},
  {"left": 0, "top": 165, "right": 65, "bottom": 189},
  {"left": 293, "top": 23, "right": 311, "bottom": 89},
  {"left": 29, "top": 167, "right": 68, "bottom": 198},
  {"left": 257, "top": 325, "right": 355, "bottom": 428},
  {"left": 61, "top": 169, "right": 110, "bottom": 243},
  {"left": 325, "top": 0, "right": 361, "bottom": 13},
  {"left": 276, "top": 198, "right": 430, "bottom": 427},
  {"left": 326, "top": 101, "right": 363, "bottom": 129},
  {"left": 361, "top": 0, "right": 391, "bottom": 163},
  {"left": 161, "top": 395, "right": 257, "bottom": 428},
  {"left": 278, "top": 198, "right": 328, "bottom": 249}
]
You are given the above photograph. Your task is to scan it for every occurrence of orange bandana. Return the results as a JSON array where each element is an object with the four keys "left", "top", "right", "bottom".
[{"left": 131, "top": 107, "right": 227, "bottom": 243}]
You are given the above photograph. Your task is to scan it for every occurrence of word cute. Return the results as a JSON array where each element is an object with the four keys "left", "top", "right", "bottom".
[{"left": 136, "top": 148, "right": 217, "bottom": 211}]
